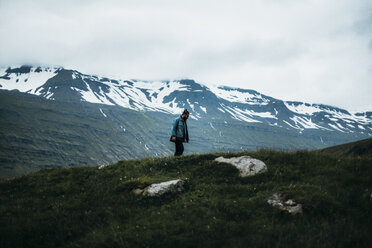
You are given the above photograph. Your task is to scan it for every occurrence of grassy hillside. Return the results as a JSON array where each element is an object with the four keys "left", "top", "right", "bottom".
[
  {"left": 0, "top": 90, "right": 173, "bottom": 178},
  {"left": 3, "top": 89, "right": 368, "bottom": 179},
  {"left": 1, "top": 149, "right": 371, "bottom": 247},
  {"left": 319, "top": 137, "right": 372, "bottom": 158}
]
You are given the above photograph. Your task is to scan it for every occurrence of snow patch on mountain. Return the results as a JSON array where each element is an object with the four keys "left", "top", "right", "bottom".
[
  {"left": 209, "top": 86, "right": 269, "bottom": 105},
  {"left": 187, "top": 99, "right": 195, "bottom": 111},
  {"left": 283, "top": 120, "right": 301, "bottom": 130},
  {"left": 218, "top": 107, "right": 225, "bottom": 113},
  {"left": 107, "top": 80, "right": 185, "bottom": 114},
  {"left": 284, "top": 102, "right": 372, "bottom": 131},
  {"left": 221, "top": 105, "right": 261, "bottom": 123},
  {"left": 0, "top": 67, "right": 58, "bottom": 94},
  {"left": 99, "top": 108, "right": 107, "bottom": 118},
  {"left": 83, "top": 80, "right": 115, "bottom": 105},
  {"left": 236, "top": 108, "right": 277, "bottom": 119},
  {"left": 200, "top": 106, "right": 207, "bottom": 113},
  {"left": 44, "top": 87, "right": 54, "bottom": 99},
  {"left": 284, "top": 102, "right": 320, "bottom": 115},
  {"left": 209, "top": 122, "right": 216, "bottom": 130},
  {"left": 289, "top": 116, "right": 329, "bottom": 130},
  {"left": 328, "top": 123, "right": 346, "bottom": 133},
  {"left": 70, "top": 78, "right": 187, "bottom": 114}
]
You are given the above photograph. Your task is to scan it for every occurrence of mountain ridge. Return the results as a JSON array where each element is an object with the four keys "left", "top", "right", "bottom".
[
  {"left": 1, "top": 65, "right": 371, "bottom": 136},
  {"left": 1, "top": 65, "right": 371, "bottom": 178}
]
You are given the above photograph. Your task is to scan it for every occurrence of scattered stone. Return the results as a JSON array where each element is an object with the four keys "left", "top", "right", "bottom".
[
  {"left": 215, "top": 156, "right": 267, "bottom": 177},
  {"left": 267, "top": 193, "right": 303, "bottom": 215},
  {"left": 132, "top": 188, "right": 144, "bottom": 195},
  {"left": 285, "top": 199, "right": 296, "bottom": 206},
  {"left": 133, "top": 179, "right": 185, "bottom": 197},
  {"left": 286, "top": 204, "right": 303, "bottom": 215},
  {"left": 98, "top": 164, "right": 109, "bottom": 170}
]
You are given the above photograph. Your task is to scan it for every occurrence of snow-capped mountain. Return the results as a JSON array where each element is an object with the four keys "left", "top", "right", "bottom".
[{"left": 1, "top": 65, "right": 371, "bottom": 136}]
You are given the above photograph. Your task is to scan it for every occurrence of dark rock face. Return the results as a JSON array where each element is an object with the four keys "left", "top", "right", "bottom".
[{"left": 6, "top": 65, "right": 32, "bottom": 74}]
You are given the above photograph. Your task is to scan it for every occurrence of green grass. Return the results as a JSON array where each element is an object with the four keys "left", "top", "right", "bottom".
[
  {"left": 319, "top": 137, "right": 372, "bottom": 158},
  {"left": 1, "top": 150, "right": 371, "bottom": 247}
]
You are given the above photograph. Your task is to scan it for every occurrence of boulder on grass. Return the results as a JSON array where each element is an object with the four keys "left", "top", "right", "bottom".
[
  {"left": 267, "top": 193, "right": 303, "bottom": 215},
  {"left": 215, "top": 156, "right": 267, "bottom": 177},
  {"left": 133, "top": 179, "right": 185, "bottom": 197}
]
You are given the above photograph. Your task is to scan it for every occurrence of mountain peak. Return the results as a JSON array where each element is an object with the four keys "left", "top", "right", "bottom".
[{"left": 0, "top": 65, "right": 371, "bottom": 136}]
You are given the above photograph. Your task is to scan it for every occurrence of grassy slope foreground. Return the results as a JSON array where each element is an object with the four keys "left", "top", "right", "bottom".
[
  {"left": 319, "top": 137, "right": 372, "bottom": 158},
  {"left": 0, "top": 150, "right": 371, "bottom": 248}
]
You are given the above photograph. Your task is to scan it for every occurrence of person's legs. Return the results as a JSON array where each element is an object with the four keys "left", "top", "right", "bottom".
[
  {"left": 174, "top": 140, "right": 184, "bottom": 156},
  {"left": 175, "top": 141, "right": 181, "bottom": 156},
  {"left": 179, "top": 141, "right": 184, "bottom": 155}
]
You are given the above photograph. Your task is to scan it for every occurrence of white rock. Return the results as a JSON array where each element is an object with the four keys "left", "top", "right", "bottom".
[
  {"left": 143, "top": 179, "right": 185, "bottom": 196},
  {"left": 98, "top": 164, "right": 109, "bottom": 170},
  {"left": 267, "top": 193, "right": 284, "bottom": 207},
  {"left": 267, "top": 193, "right": 303, "bottom": 215},
  {"left": 215, "top": 156, "right": 267, "bottom": 177},
  {"left": 285, "top": 199, "right": 296, "bottom": 206},
  {"left": 286, "top": 204, "right": 303, "bottom": 215},
  {"left": 132, "top": 188, "right": 144, "bottom": 195}
]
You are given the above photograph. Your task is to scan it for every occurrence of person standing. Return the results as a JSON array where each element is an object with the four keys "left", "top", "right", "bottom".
[{"left": 170, "top": 109, "right": 190, "bottom": 156}]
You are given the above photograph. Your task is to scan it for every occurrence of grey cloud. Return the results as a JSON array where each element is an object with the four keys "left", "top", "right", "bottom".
[
  {"left": 178, "top": 39, "right": 305, "bottom": 76},
  {"left": 0, "top": 0, "right": 371, "bottom": 111}
]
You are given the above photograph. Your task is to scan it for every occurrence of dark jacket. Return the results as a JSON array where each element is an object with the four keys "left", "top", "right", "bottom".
[{"left": 170, "top": 116, "right": 189, "bottom": 142}]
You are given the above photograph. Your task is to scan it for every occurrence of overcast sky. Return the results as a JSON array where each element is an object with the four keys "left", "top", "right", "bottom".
[{"left": 0, "top": 0, "right": 371, "bottom": 112}]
